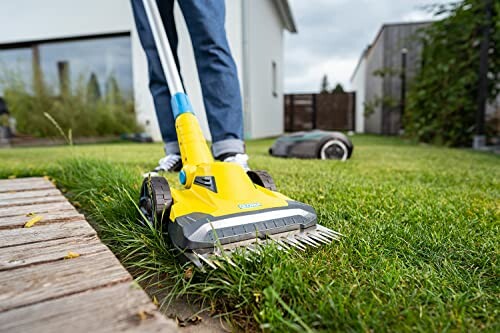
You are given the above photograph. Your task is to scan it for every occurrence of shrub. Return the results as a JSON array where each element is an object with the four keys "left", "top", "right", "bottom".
[
  {"left": 405, "top": 0, "right": 499, "bottom": 146},
  {"left": 0, "top": 68, "right": 142, "bottom": 138}
]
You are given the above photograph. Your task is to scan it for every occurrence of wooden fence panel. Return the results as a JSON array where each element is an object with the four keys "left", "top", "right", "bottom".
[{"left": 285, "top": 92, "right": 355, "bottom": 132}]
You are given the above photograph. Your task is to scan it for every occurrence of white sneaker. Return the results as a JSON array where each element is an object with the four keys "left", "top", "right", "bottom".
[
  {"left": 223, "top": 153, "right": 250, "bottom": 171},
  {"left": 143, "top": 154, "right": 182, "bottom": 177}
]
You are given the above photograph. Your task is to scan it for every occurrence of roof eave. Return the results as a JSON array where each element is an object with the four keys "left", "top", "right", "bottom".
[{"left": 273, "top": 0, "right": 298, "bottom": 33}]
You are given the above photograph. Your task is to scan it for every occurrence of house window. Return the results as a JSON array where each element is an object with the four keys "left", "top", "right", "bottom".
[
  {"left": 272, "top": 61, "right": 277, "bottom": 98},
  {"left": 0, "top": 34, "right": 133, "bottom": 99},
  {"left": 39, "top": 36, "right": 133, "bottom": 97},
  {"left": 0, "top": 48, "right": 33, "bottom": 95}
]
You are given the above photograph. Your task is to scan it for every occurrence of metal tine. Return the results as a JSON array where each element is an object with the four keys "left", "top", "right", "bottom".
[
  {"left": 246, "top": 244, "right": 261, "bottom": 255},
  {"left": 318, "top": 231, "right": 340, "bottom": 241},
  {"left": 225, "top": 247, "right": 251, "bottom": 261},
  {"left": 244, "top": 248, "right": 255, "bottom": 262},
  {"left": 282, "top": 240, "right": 302, "bottom": 251},
  {"left": 255, "top": 241, "right": 271, "bottom": 253},
  {"left": 311, "top": 231, "right": 333, "bottom": 243},
  {"left": 193, "top": 250, "right": 217, "bottom": 269},
  {"left": 212, "top": 252, "right": 229, "bottom": 267},
  {"left": 215, "top": 251, "right": 238, "bottom": 268},
  {"left": 256, "top": 239, "right": 271, "bottom": 250},
  {"left": 276, "top": 244, "right": 289, "bottom": 253},
  {"left": 275, "top": 239, "right": 291, "bottom": 250},
  {"left": 284, "top": 237, "right": 307, "bottom": 251},
  {"left": 295, "top": 234, "right": 320, "bottom": 247},
  {"left": 308, "top": 230, "right": 331, "bottom": 242},
  {"left": 185, "top": 252, "right": 204, "bottom": 270},
  {"left": 266, "top": 238, "right": 289, "bottom": 253},
  {"left": 307, "top": 232, "right": 331, "bottom": 245},
  {"left": 261, "top": 238, "right": 275, "bottom": 247},
  {"left": 197, "top": 253, "right": 217, "bottom": 270},
  {"left": 207, "top": 256, "right": 223, "bottom": 269},
  {"left": 317, "top": 230, "right": 340, "bottom": 241},
  {"left": 235, "top": 248, "right": 254, "bottom": 262},
  {"left": 228, "top": 247, "right": 252, "bottom": 262},
  {"left": 207, "top": 252, "right": 226, "bottom": 268},
  {"left": 317, "top": 225, "right": 344, "bottom": 237},
  {"left": 210, "top": 256, "right": 225, "bottom": 269},
  {"left": 317, "top": 227, "right": 339, "bottom": 237},
  {"left": 264, "top": 238, "right": 286, "bottom": 252},
  {"left": 273, "top": 239, "right": 291, "bottom": 252},
  {"left": 326, "top": 230, "right": 343, "bottom": 238},
  {"left": 226, "top": 256, "right": 238, "bottom": 267},
  {"left": 280, "top": 237, "right": 297, "bottom": 250}
]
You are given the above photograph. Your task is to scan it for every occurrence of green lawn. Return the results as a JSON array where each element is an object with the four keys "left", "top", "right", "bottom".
[{"left": 1, "top": 136, "right": 498, "bottom": 332}]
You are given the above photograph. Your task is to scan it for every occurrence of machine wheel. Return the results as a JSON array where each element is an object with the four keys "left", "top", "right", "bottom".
[
  {"left": 247, "top": 170, "right": 277, "bottom": 191},
  {"left": 317, "top": 133, "right": 354, "bottom": 161},
  {"left": 318, "top": 139, "right": 349, "bottom": 160},
  {"left": 139, "top": 176, "right": 173, "bottom": 226}
]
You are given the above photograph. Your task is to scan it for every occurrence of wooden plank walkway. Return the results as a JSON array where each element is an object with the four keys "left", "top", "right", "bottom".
[{"left": 0, "top": 177, "right": 178, "bottom": 333}]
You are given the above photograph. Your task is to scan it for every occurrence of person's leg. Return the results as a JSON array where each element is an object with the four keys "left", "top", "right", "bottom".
[
  {"left": 177, "top": 0, "right": 245, "bottom": 159},
  {"left": 130, "top": 0, "right": 180, "bottom": 155}
]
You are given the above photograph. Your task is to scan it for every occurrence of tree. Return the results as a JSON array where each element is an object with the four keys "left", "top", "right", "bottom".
[
  {"left": 332, "top": 83, "right": 345, "bottom": 93},
  {"left": 320, "top": 74, "right": 330, "bottom": 93},
  {"left": 86, "top": 73, "right": 101, "bottom": 104},
  {"left": 405, "top": 0, "right": 499, "bottom": 146},
  {"left": 105, "top": 74, "right": 123, "bottom": 105}
]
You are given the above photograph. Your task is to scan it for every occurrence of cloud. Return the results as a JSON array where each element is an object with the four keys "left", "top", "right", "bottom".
[
  {"left": 286, "top": 56, "right": 357, "bottom": 93},
  {"left": 284, "top": 0, "right": 452, "bottom": 93}
]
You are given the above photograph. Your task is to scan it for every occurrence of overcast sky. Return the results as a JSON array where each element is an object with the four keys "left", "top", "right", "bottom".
[{"left": 284, "top": 0, "right": 452, "bottom": 93}]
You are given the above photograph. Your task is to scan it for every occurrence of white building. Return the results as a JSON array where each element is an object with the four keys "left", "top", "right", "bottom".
[
  {"left": 350, "top": 48, "right": 367, "bottom": 134},
  {"left": 350, "top": 22, "right": 430, "bottom": 135},
  {"left": 0, "top": 0, "right": 296, "bottom": 140}
]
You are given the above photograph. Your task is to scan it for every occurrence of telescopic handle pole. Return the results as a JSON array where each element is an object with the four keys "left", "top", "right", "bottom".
[
  {"left": 142, "top": 0, "right": 213, "bottom": 173},
  {"left": 142, "top": 0, "right": 184, "bottom": 95}
]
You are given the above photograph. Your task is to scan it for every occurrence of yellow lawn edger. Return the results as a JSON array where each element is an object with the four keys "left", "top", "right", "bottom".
[{"left": 138, "top": 0, "right": 341, "bottom": 268}]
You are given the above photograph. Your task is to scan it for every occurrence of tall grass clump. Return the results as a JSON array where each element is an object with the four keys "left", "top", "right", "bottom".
[
  {"left": 52, "top": 151, "right": 499, "bottom": 332},
  {"left": 0, "top": 137, "right": 498, "bottom": 331},
  {"left": 0, "top": 66, "right": 142, "bottom": 138}
]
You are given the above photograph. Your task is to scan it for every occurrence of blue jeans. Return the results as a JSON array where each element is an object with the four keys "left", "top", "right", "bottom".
[{"left": 131, "top": 0, "right": 244, "bottom": 158}]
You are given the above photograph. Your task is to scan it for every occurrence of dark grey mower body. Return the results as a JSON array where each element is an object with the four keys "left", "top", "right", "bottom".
[
  {"left": 168, "top": 200, "right": 317, "bottom": 252},
  {"left": 269, "top": 130, "right": 353, "bottom": 161}
]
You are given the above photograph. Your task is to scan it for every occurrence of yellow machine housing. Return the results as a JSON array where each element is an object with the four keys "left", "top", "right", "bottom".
[{"left": 171, "top": 113, "right": 290, "bottom": 220}]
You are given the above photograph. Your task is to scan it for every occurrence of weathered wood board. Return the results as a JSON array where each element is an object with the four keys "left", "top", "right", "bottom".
[
  {"left": 0, "top": 201, "right": 76, "bottom": 218},
  {"left": 0, "top": 188, "right": 61, "bottom": 201},
  {"left": 0, "top": 194, "right": 67, "bottom": 208},
  {"left": 0, "top": 210, "right": 84, "bottom": 230},
  {"left": 0, "top": 177, "right": 177, "bottom": 332},
  {"left": 0, "top": 220, "right": 96, "bottom": 248},
  {"left": 0, "top": 282, "right": 178, "bottom": 333},
  {"left": 0, "top": 178, "right": 55, "bottom": 193},
  {"left": 0, "top": 235, "right": 106, "bottom": 271},
  {"left": 0, "top": 251, "right": 131, "bottom": 311}
]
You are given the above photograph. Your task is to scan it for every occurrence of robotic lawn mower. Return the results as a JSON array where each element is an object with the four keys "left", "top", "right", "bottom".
[{"left": 269, "top": 130, "right": 354, "bottom": 161}]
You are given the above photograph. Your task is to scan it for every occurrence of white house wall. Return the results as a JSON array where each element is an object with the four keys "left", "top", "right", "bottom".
[
  {"left": 350, "top": 57, "right": 366, "bottom": 133},
  {"left": 0, "top": 0, "right": 131, "bottom": 44},
  {"left": 364, "top": 33, "right": 385, "bottom": 134},
  {"left": 245, "top": 0, "right": 284, "bottom": 138}
]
